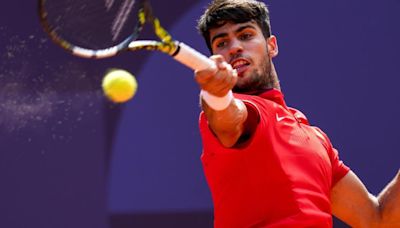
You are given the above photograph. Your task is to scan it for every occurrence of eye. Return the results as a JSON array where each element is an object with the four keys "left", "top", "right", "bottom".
[
  {"left": 215, "top": 40, "right": 228, "bottom": 48},
  {"left": 239, "top": 32, "right": 253, "bottom": 41}
]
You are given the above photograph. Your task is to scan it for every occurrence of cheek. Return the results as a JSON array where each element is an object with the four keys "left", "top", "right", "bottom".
[
  {"left": 211, "top": 49, "right": 230, "bottom": 61},
  {"left": 247, "top": 40, "right": 268, "bottom": 56},
  {"left": 220, "top": 50, "right": 231, "bottom": 61},
  {"left": 252, "top": 46, "right": 268, "bottom": 67}
]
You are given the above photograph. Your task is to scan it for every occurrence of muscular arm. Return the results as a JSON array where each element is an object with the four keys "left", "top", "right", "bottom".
[
  {"left": 331, "top": 170, "right": 400, "bottom": 228},
  {"left": 201, "top": 97, "right": 248, "bottom": 147},
  {"left": 195, "top": 55, "right": 257, "bottom": 148}
]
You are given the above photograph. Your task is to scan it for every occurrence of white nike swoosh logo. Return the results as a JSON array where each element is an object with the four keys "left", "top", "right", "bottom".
[{"left": 276, "top": 113, "right": 286, "bottom": 122}]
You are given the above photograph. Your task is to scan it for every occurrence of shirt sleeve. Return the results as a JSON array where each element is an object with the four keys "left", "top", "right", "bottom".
[
  {"left": 198, "top": 96, "right": 261, "bottom": 151},
  {"left": 312, "top": 127, "right": 350, "bottom": 186},
  {"left": 330, "top": 147, "right": 350, "bottom": 186}
]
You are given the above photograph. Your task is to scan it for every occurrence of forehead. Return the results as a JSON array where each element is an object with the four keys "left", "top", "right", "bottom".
[{"left": 209, "top": 21, "right": 261, "bottom": 39}]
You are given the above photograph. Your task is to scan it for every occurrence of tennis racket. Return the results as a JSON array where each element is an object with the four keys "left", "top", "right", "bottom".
[{"left": 38, "top": 0, "right": 214, "bottom": 71}]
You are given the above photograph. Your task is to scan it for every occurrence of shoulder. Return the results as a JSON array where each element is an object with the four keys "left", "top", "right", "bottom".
[
  {"left": 232, "top": 93, "right": 281, "bottom": 120},
  {"left": 288, "top": 107, "right": 310, "bottom": 125}
]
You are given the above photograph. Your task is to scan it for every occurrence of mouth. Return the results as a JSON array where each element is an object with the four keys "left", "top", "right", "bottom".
[{"left": 230, "top": 58, "right": 250, "bottom": 77}]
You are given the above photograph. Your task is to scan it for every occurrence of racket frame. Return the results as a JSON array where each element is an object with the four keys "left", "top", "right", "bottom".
[{"left": 39, "top": 0, "right": 214, "bottom": 70}]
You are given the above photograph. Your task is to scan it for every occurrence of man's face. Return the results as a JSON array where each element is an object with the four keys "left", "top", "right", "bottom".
[{"left": 209, "top": 21, "right": 277, "bottom": 93}]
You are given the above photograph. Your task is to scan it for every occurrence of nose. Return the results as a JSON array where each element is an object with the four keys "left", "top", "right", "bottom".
[{"left": 228, "top": 38, "right": 243, "bottom": 57}]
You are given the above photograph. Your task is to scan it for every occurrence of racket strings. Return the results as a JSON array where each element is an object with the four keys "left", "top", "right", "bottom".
[
  {"left": 104, "top": 0, "right": 116, "bottom": 11},
  {"left": 41, "top": 0, "right": 141, "bottom": 50},
  {"left": 112, "top": 0, "right": 136, "bottom": 41}
]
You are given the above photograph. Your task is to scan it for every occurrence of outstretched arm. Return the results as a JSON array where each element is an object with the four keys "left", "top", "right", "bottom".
[
  {"left": 331, "top": 170, "right": 400, "bottom": 228},
  {"left": 195, "top": 55, "right": 253, "bottom": 148}
]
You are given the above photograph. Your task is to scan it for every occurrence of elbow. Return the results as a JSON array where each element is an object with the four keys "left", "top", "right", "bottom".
[
  {"left": 367, "top": 203, "right": 394, "bottom": 228},
  {"left": 374, "top": 208, "right": 400, "bottom": 228},
  {"left": 217, "top": 130, "right": 242, "bottom": 148},
  {"left": 368, "top": 199, "right": 384, "bottom": 228}
]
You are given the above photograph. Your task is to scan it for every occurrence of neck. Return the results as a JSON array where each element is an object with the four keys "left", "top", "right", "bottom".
[
  {"left": 250, "top": 62, "right": 280, "bottom": 94},
  {"left": 268, "top": 63, "right": 281, "bottom": 91},
  {"left": 233, "top": 61, "right": 281, "bottom": 95}
]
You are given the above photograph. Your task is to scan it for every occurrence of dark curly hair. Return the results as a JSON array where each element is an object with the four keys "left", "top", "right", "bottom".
[{"left": 197, "top": 0, "right": 271, "bottom": 53}]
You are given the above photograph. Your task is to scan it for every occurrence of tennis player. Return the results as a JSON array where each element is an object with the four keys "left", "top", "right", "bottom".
[{"left": 195, "top": 0, "right": 400, "bottom": 227}]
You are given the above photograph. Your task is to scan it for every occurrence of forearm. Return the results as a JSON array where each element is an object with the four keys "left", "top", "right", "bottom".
[
  {"left": 202, "top": 98, "right": 247, "bottom": 147},
  {"left": 377, "top": 169, "right": 400, "bottom": 226}
]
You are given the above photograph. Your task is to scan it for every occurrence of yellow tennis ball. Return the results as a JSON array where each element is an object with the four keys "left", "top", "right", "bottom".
[{"left": 102, "top": 69, "right": 137, "bottom": 103}]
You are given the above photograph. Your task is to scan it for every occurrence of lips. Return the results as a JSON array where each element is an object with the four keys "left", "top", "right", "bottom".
[{"left": 230, "top": 58, "right": 250, "bottom": 76}]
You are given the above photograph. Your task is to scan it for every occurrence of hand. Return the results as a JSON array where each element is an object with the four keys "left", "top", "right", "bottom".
[{"left": 194, "top": 55, "right": 237, "bottom": 97}]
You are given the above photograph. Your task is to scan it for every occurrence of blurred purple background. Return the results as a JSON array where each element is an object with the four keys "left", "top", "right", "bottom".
[{"left": 0, "top": 0, "right": 399, "bottom": 227}]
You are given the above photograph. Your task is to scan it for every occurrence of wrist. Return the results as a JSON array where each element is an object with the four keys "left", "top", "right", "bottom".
[{"left": 200, "top": 90, "right": 234, "bottom": 111}]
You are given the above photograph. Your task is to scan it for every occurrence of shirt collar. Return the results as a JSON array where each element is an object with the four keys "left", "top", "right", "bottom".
[{"left": 257, "top": 89, "right": 287, "bottom": 108}]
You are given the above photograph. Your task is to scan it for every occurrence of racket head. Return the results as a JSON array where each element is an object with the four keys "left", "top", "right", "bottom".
[{"left": 38, "top": 0, "right": 147, "bottom": 58}]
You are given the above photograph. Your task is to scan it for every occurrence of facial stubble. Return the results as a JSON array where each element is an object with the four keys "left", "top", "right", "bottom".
[{"left": 232, "top": 52, "right": 278, "bottom": 94}]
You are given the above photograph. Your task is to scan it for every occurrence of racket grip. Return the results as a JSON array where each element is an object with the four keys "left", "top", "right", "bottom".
[{"left": 173, "top": 42, "right": 215, "bottom": 71}]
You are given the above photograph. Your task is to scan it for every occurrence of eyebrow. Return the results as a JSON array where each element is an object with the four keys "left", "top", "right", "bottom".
[{"left": 210, "top": 24, "right": 257, "bottom": 46}]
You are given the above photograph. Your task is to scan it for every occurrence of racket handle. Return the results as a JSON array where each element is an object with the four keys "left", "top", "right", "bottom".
[{"left": 173, "top": 42, "right": 215, "bottom": 71}]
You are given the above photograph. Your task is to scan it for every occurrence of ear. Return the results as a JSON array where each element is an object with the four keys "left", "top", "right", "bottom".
[{"left": 266, "top": 35, "right": 278, "bottom": 58}]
